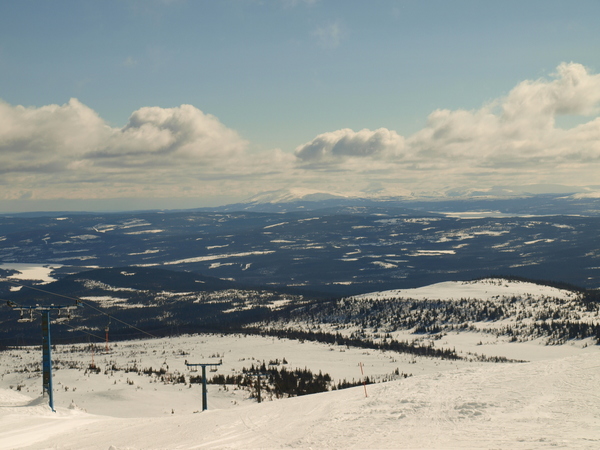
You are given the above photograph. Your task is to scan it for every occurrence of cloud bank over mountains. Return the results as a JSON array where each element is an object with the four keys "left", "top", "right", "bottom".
[
  {"left": 296, "top": 63, "right": 600, "bottom": 182},
  {"left": 1, "top": 62, "right": 600, "bottom": 209}
]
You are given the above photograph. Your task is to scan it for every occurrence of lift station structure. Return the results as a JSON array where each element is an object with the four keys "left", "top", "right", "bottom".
[
  {"left": 6, "top": 300, "right": 79, "bottom": 412},
  {"left": 185, "top": 359, "right": 222, "bottom": 411}
]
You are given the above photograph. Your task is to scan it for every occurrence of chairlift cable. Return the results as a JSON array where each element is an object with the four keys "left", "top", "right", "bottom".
[
  {"left": 57, "top": 322, "right": 105, "bottom": 341},
  {"left": 4, "top": 282, "right": 189, "bottom": 372},
  {"left": 1, "top": 279, "right": 160, "bottom": 340}
]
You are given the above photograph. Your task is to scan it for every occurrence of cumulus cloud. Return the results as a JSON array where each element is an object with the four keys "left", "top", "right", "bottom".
[
  {"left": 0, "top": 100, "right": 249, "bottom": 173},
  {"left": 93, "top": 104, "right": 247, "bottom": 167},
  {"left": 294, "top": 62, "right": 600, "bottom": 189},
  {"left": 407, "top": 62, "right": 600, "bottom": 168},
  {"left": 0, "top": 98, "right": 108, "bottom": 174},
  {"left": 3, "top": 62, "right": 600, "bottom": 208},
  {"left": 295, "top": 128, "right": 405, "bottom": 163},
  {"left": 503, "top": 62, "right": 600, "bottom": 122},
  {"left": 0, "top": 99, "right": 288, "bottom": 202}
]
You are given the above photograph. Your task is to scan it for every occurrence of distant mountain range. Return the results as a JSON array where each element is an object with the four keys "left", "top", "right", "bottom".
[
  {"left": 244, "top": 184, "right": 600, "bottom": 204},
  {"left": 203, "top": 187, "right": 600, "bottom": 215}
]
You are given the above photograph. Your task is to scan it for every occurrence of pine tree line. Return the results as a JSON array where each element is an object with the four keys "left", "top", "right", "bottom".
[
  {"left": 244, "top": 327, "right": 461, "bottom": 360},
  {"left": 208, "top": 362, "right": 333, "bottom": 398},
  {"left": 267, "top": 289, "right": 600, "bottom": 344}
]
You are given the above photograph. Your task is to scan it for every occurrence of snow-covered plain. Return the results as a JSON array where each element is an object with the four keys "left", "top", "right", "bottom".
[{"left": 2, "top": 277, "right": 600, "bottom": 448}]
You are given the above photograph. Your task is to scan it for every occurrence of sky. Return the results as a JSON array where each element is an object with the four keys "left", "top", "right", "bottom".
[{"left": 1, "top": 0, "right": 600, "bottom": 212}]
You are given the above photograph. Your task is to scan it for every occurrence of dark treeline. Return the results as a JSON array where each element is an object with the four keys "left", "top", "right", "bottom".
[
  {"left": 474, "top": 275, "right": 587, "bottom": 293},
  {"left": 504, "top": 320, "right": 600, "bottom": 344},
  {"left": 244, "top": 327, "right": 460, "bottom": 360},
  {"left": 207, "top": 362, "right": 333, "bottom": 398},
  {"left": 273, "top": 283, "right": 600, "bottom": 344}
]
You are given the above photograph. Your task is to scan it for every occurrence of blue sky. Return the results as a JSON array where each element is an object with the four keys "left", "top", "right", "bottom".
[{"left": 1, "top": 0, "right": 600, "bottom": 211}]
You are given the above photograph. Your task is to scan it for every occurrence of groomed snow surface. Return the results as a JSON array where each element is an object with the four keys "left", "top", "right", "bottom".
[{"left": 2, "top": 334, "right": 600, "bottom": 449}]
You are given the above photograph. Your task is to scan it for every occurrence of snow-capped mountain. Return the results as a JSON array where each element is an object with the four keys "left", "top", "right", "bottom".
[
  {"left": 243, "top": 188, "right": 351, "bottom": 204},
  {"left": 210, "top": 185, "right": 600, "bottom": 216},
  {"left": 241, "top": 184, "right": 600, "bottom": 205}
]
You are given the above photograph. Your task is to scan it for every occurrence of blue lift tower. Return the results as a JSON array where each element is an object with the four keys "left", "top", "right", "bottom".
[{"left": 7, "top": 301, "right": 79, "bottom": 412}]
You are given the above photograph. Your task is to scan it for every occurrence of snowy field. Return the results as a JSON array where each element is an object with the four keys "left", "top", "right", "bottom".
[
  {"left": 2, "top": 273, "right": 600, "bottom": 448},
  {"left": 352, "top": 278, "right": 577, "bottom": 302},
  {"left": 2, "top": 332, "right": 600, "bottom": 449}
]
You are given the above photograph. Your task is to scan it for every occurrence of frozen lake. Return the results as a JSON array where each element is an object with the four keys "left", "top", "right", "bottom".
[{"left": 0, "top": 263, "right": 62, "bottom": 284}]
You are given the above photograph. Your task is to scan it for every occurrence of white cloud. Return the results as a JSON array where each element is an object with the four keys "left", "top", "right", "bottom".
[
  {"left": 0, "top": 100, "right": 248, "bottom": 173},
  {"left": 0, "top": 99, "right": 286, "bottom": 202},
  {"left": 407, "top": 62, "right": 600, "bottom": 169},
  {"left": 2, "top": 62, "right": 600, "bottom": 209},
  {"left": 503, "top": 62, "right": 600, "bottom": 122},
  {"left": 0, "top": 98, "right": 108, "bottom": 174},
  {"left": 294, "top": 62, "right": 600, "bottom": 190},
  {"left": 92, "top": 104, "right": 247, "bottom": 167},
  {"left": 295, "top": 128, "right": 405, "bottom": 163}
]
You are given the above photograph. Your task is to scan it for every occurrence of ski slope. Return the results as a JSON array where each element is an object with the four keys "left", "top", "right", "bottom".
[
  {"left": 1, "top": 331, "right": 600, "bottom": 449},
  {"left": 2, "top": 350, "right": 600, "bottom": 449},
  {"left": 2, "top": 277, "right": 599, "bottom": 448}
]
